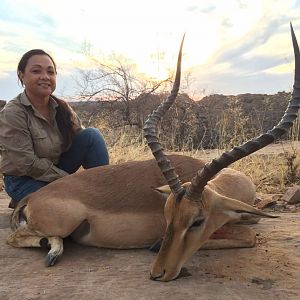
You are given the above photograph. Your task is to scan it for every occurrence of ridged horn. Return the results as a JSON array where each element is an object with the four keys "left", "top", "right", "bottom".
[
  {"left": 186, "top": 23, "right": 300, "bottom": 201},
  {"left": 143, "top": 35, "right": 185, "bottom": 197}
]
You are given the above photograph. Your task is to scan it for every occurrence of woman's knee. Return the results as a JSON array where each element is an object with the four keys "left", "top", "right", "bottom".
[
  {"left": 80, "top": 128, "right": 109, "bottom": 165},
  {"left": 77, "top": 127, "right": 106, "bottom": 143}
]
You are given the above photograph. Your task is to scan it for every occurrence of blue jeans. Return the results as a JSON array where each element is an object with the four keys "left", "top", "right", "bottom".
[{"left": 3, "top": 127, "right": 109, "bottom": 202}]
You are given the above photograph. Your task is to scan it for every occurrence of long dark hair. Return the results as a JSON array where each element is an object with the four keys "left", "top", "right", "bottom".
[
  {"left": 17, "top": 49, "right": 77, "bottom": 150},
  {"left": 51, "top": 95, "right": 78, "bottom": 150}
]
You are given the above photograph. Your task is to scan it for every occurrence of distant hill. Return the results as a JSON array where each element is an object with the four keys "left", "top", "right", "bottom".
[
  {"left": 196, "top": 92, "right": 291, "bottom": 148},
  {"left": 70, "top": 92, "right": 293, "bottom": 150}
]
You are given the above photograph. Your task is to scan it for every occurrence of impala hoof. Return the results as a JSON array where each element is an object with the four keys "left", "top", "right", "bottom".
[{"left": 45, "top": 253, "right": 60, "bottom": 267}]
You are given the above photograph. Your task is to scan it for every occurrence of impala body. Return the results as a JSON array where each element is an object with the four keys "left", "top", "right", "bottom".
[{"left": 8, "top": 154, "right": 263, "bottom": 268}]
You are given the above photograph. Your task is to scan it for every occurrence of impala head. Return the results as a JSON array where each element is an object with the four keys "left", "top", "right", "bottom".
[
  {"left": 150, "top": 181, "right": 276, "bottom": 281},
  {"left": 144, "top": 24, "right": 300, "bottom": 281}
]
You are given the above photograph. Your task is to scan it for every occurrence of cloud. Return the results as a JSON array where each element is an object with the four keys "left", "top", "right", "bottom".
[
  {"left": 199, "top": 6, "right": 216, "bottom": 14},
  {"left": 1, "top": 0, "right": 300, "bottom": 99},
  {"left": 0, "top": 71, "right": 22, "bottom": 100},
  {"left": 216, "top": 18, "right": 290, "bottom": 64},
  {"left": 186, "top": 1, "right": 299, "bottom": 96}
]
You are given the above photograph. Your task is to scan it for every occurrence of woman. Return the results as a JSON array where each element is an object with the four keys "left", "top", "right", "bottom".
[{"left": 0, "top": 49, "right": 109, "bottom": 208}]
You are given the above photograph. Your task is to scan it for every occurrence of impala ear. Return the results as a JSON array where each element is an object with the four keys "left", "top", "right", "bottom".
[
  {"left": 215, "top": 194, "right": 278, "bottom": 220},
  {"left": 155, "top": 185, "right": 172, "bottom": 196}
]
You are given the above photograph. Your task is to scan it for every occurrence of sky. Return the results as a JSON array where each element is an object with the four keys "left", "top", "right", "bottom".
[{"left": 0, "top": 0, "right": 300, "bottom": 101}]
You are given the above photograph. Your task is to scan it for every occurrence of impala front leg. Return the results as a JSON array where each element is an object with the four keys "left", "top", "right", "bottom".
[
  {"left": 149, "top": 238, "right": 163, "bottom": 253},
  {"left": 201, "top": 225, "right": 256, "bottom": 250},
  {"left": 150, "top": 225, "right": 257, "bottom": 253}
]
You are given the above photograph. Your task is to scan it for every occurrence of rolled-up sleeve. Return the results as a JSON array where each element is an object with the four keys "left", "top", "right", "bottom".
[{"left": 0, "top": 108, "right": 68, "bottom": 182}]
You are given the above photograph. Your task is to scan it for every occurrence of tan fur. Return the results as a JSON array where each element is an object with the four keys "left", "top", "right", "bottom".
[
  {"left": 8, "top": 155, "right": 204, "bottom": 249},
  {"left": 207, "top": 168, "right": 256, "bottom": 205}
]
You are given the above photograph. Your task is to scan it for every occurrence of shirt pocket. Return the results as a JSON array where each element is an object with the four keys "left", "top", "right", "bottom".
[
  {"left": 31, "top": 128, "right": 47, "bottom": 140},
  {"left": 30, "top": 128, "right": 49, "bottom": 157}
]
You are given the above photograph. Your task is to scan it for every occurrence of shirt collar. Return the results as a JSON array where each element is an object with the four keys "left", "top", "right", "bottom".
[
  {"left": 19, "top": 91, "right": 32, "bottom": 107},
  {"left": 19, "top": 91, "right": 58, "bottom": 110}
]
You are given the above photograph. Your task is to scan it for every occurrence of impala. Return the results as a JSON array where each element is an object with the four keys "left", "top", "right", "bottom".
[{"left": 7, "top": 24, "right": 300, "bottom": 282}]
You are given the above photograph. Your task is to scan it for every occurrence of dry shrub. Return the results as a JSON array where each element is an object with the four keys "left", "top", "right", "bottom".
[
  {"left": 208, "top": 112, "right": 300, "bottom": 194},
  {"left": 231, "top": 154, "right": 287, "bottom": 194},
  {"left": 108, "top": 131, "right": 151, "bottom": 165},
  {"left": 189, "top": 148, "right": 291, "bottom": 194},
  {"left": 234, "top": 152, "right": 300, "bottom": 194}
]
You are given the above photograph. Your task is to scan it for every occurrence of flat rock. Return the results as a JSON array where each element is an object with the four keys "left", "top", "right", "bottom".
[{"left": 281, "top": 185, "right": 300, "bottom": 204}]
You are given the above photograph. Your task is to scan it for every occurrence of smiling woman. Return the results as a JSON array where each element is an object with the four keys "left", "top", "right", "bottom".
[
  {"left": 0, "top": 49, "right": 110, "bottom": 208},
  {"left": 17, "top": 51, "right": 57, "bottom": 122}
]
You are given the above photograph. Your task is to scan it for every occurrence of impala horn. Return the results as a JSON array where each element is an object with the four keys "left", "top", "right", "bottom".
[{"left": 144, "top": 35, "right": 185, "bottom": 198}]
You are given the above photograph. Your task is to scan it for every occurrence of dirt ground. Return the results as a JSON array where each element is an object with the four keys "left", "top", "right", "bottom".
[{"left": 0, "top": 190, "right": 299, "bottom": 300}]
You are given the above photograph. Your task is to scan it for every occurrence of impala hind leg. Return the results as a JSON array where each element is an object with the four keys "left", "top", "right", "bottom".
[
  {"left": 7, "top": 226, "right": 44, "bottom": 248},
  {"left": 7, "top": 226, "right": 63, "bottom": 266},
  {"left": 201, "top": 225, "right": 256, "bottom": 250}
]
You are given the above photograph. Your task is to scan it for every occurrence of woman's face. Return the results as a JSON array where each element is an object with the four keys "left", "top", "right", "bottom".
[{"left": 19, "top": 54, "right": 57, "bottom": 99}]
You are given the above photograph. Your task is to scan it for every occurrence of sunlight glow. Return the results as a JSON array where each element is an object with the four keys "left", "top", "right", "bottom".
[{"left": 264, "top": 63, "right": 293, "bottom": 75}]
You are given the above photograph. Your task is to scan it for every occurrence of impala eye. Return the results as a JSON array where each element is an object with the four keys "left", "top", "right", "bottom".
[{"left": 189, "top": 218, "right": 204, "bottom": 229}]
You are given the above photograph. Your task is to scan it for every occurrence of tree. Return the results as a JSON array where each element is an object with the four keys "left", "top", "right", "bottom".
[{"left": 76, "top": 53, "right": 170, "bottom": 125}]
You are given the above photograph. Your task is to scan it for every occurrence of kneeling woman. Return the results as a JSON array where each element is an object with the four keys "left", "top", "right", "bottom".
[{"left": 0, "top": 49, "right": 109, "bottom": 208}]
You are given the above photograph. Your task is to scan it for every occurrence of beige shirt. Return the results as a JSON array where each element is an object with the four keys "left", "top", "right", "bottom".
[{"left": 0, "top": 92, "right": 80, "bottom": 182}]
